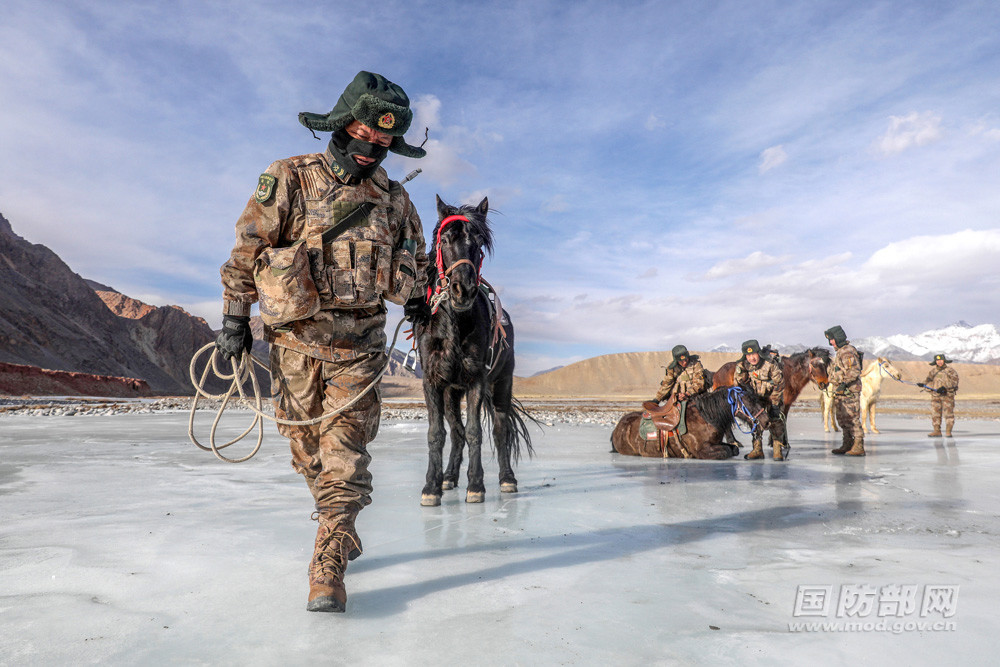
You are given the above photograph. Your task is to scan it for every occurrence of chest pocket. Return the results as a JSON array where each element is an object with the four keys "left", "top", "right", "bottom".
[{"left": 304, "top": 190, "right": 415, "bottom": 309}]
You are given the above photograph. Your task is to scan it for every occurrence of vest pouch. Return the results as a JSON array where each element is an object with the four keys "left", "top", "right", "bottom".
[
  {"left": 385, "top": 248, "right": 417, "bottom": 305},
  {"left": 327, "top": 241, "right": 356, "bottom": 304},
  {"left": 253, "top": 242, "right": 320, "bottom": 326}
]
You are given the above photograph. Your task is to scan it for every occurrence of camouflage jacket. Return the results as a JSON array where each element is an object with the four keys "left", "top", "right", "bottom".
[
  {"left": 924, "top": 365, "right": 959, "bottom": 396},
  {"left": 733, "top": 357, "right": 784, "bottom": 400},
  {"left": 654, "top": 358, "right": 707, "bottom": 402},
  {"left": 828, "top": 342, "right": 862, "bottom": 394},
  {"left": 220, "top": 147, "right": 428, "bottom": 362}
]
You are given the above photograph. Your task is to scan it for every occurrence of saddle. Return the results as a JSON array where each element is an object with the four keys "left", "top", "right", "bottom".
[{"left": 642, "top": 398, "right": 682, "bottom": 431}]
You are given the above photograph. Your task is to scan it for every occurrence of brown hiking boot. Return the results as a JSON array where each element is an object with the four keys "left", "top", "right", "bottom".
[
  {"left": 927, "top": 429, "right": 942, "bottom": 437},
  {"left": 845, "top": 441, "right": 865, "bottom": 457},
  {"left": 744, "top": 441, "right": 764, "bottom": 460},
  {"left": 773, "top": 441, "right": 789, "bottom": 461},
  {"left": 307, "top": 515, "right": 361, "bottom": 613},
  {"left": 831, "top": 442, "right": 851, "bottom": 455},
  {"left": 945, "top": 424, "right": 954, "bottom": 437}
]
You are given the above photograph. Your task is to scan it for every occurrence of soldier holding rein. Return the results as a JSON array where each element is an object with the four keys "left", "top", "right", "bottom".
[
  {"left": 825, "top": 325, "right": 865, "bottom": 456},
  {"left": 733, "top": 339, "right": 787, "bottom": 461},
  {"left": 653, "top": 345, "right": 707, "bottom": 403},
  {"left": 215, "top": 71, "right": 431, "bottom": 613},
  {"left": 918, "top": 353, "right": 959, "bottom": 437}
]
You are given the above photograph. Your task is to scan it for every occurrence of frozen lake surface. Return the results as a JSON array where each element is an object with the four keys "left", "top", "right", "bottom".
[{"left": 2, "top": 410, "right": 999, "bottom": 665}]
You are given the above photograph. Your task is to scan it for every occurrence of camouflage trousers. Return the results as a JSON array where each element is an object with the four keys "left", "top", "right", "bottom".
[
  {"left": 269, "top": 344, "right": 385, "bottom": 519},
  {"left": 754, "top": 392, "right": 786, "bottom": 448},
  {"left": 835, "top": 391, "right": 864, "bottom": 447},
  {"left": 931, "top": 394, "right": 955, "bottom": 430}
]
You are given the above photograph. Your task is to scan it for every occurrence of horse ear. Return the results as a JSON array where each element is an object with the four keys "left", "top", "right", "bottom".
[
  {"left": 436, "top": 194, "right": 449, "bottom": 219},
  {"left": 477, "top": 196, "right": 489, "bottom": 216}
]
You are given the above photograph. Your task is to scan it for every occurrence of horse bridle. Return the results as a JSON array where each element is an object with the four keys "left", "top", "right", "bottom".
[
  {"left": 427, "top": 214, "right": 484, "bottom": 314},
  {"left": 727, "top": 387, "right": 766, "bottom": 434}
]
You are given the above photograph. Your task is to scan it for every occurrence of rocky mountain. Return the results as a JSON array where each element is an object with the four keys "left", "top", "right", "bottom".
[
  {"left": 0, "top": 212, "right": 213, "bottom": 394},
  {"left": 855, "top": 322, "right": 1000, "bottom": 364}
]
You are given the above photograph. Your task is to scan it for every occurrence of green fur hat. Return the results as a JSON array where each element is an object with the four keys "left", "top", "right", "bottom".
[
  {"left": 824, "top": 325, "right": 848, "bottom": 347},
  {"left": 298, "top": 71, "right": 426, "bottom": 158},
  {"left": 671, "top": 344, "right": 689, "bottom": 361},
  {"left": 740, "top": 339, "right": 761, "bottom": 359},
  {"left": 931, "top": 353, "right": 952, "bottom": 365}
]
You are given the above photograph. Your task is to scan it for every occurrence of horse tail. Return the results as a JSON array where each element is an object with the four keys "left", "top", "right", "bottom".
[
  {"left": 483, "top": 394, "right": 538, "bottom": 464},
  {"left": 504, "top": 396, "right": 537, "bottom": 464}
]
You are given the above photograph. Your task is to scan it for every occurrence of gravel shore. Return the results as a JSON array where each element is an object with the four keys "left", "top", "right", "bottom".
[{"left": 2, "top": 395, "right": 996, "bottom": 424}]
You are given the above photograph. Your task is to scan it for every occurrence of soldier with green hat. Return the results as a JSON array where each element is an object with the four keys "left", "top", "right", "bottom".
[
  {"left": 653, "top": 344, "right": 708, "bottom": 403},
  {"left": 918, "top": 353, "right": 959, "bottom": 436},
  {"left": 825, "top": 325, "right": 865, "bottom": 456},
  {"left": 216, "top": 71, "right": 430, "bottom": 613},
  {"left": 733, "top": 339, "right": 788, "bottom": 460}
]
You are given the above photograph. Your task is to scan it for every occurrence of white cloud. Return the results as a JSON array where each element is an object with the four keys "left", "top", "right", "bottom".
[
  {"left": 758, "top": 145, "right": 787, "bottom": 173},
  {"left": 645, "top": 113, "right": 666, "bottom": 131},
  {"left": 700, "top": 251, "right": 788, "bottom": 280},
  {"left": 876, "top": 111, "right": 943, "bottom": 155}
]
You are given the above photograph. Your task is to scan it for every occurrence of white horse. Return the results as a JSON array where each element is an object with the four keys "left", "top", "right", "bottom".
[{"left": 820, "top": 357, "right": 903, "bottom": 434}]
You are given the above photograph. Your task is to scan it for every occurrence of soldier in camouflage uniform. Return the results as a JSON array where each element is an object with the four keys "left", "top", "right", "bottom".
[
  {"left": 733, "top": 339, "right": 787, "bottom": 461},
  {"left": 918, "top": 353, "right": 959, "bottom": 437},
  {"left": 216, "top": 72, "right": 430, "bottom": 613},
  {"left": 653, "top": 345, "right": 707, "bottom": 403},
  {"left": 825, "top": 325, "right": 865, "bottom": 456}
]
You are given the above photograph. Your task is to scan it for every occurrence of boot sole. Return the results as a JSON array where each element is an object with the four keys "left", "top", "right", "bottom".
[{"left": 307, "top": 596, "right": 346, "bottom": 613}]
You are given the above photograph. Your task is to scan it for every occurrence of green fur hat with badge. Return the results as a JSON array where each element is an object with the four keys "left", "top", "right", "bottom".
[
  {"left": 824, "top": 325, "right": 848, "bottom": 347},
  {"left": 739, "top": 339, "right": 761, "bottom": 361},
  {"left": 668, "top": 344, "right": 699, "bottom": 368},
  {"left": 298, "top": 71, "right": 427, "bottom": 158},
  {"left": 930, "top": 353, "right": 953, "bottom": 365}
]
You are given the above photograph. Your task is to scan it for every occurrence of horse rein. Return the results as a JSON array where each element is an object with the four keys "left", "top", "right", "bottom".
[{"left": 727, "top": 387, "right": 764, "bottom": 434}]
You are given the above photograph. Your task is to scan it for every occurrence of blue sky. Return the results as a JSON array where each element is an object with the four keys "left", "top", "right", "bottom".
[{"left": 2, "top": 0, "right": 999, "bottom": 374}]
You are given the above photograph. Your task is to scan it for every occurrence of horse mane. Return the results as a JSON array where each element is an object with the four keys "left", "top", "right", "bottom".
[{"left": 690, "top": 388, "right": 737, "bottom": 431}]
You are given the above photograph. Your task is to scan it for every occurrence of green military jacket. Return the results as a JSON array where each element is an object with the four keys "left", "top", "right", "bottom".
[
  {"left": 220, "top": 147, "right": 428, "bottom": 362},
  {"left": 733, "top": 356, "right": 784, "bottom": 402},
  {"left": 828, "top": 342, "right": 862, "bottom": 395},
  {"left": 924, "top": 365, "right": 959, "bottom": 397},
  {"left": 654, "top": 358, "right": 707, "bottom": 402}
]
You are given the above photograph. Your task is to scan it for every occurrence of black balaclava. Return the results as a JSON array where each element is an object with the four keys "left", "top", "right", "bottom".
[{"left": 328, "top": 128, "right": 389, "bottom": 180}]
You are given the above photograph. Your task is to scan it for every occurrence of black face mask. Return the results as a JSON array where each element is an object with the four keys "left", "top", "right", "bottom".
[{"left": 328, "top": 128, "right": 390, "bottom": 180}]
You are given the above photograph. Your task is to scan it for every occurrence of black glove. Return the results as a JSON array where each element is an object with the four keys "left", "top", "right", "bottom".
[
  {"left": 215, "top": 315, "right": 252, "bottom": 360},
  {"left": 936, "top": 387, "right": 947, "bottom": 395},
  {"left": 836, "top": 382, "right": 849, "bottom": 394},
  {"left": 403, "top": 296, "right": 432, "bottom": 326}
]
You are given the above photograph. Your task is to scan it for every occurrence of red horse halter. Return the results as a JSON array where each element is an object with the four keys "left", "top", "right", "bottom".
[{"left": 427, "top": 214, "right": 484, "bottom": 311}]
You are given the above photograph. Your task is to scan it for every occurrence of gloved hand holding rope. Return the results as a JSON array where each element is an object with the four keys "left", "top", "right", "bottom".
[{"left": 188, "top": 319, "right": 406, "bottom": 463}]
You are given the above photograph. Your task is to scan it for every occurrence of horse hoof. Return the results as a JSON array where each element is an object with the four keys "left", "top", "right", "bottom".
[
  {"left": 466, "top": 491, "right": 485, "bottom": 503},
  {"left": 500, "top": 482, "right": 518, "bottom": 493},
  {"left": 441, "top": 480, "right": 455, "bottom": 490},
  {"left": 420, "top": 494, "right": 441, "bottom": 507}
]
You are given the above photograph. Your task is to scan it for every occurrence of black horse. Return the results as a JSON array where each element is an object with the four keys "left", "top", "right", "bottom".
[{"left": 414, "top": 195, "right": 534, "bottom": 506}]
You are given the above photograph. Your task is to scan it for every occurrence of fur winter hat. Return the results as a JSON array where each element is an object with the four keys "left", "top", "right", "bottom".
[
  {"left": 671, "top": 344, "right": 689, "bottom": 361},
  {"left": 740, "top": 339, "right": 761, "bottom": 359},
  {"left": 298, "top": 71, "right": 426, "bottom": 158},
  {"left": 931, "top": 353, "right": 952, "bottom": 365},
  {"left": 824, "top": 325, "right": 848, "bottom": 347}
]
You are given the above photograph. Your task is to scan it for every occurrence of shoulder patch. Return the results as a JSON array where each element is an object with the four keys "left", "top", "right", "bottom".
[{"left": 254, "top": 173, "right": 277, "bottom": 203}]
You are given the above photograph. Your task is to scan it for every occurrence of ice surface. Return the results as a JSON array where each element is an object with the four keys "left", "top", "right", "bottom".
[{"left": 2, "top": 410, "right": 999, "bottom": 665}]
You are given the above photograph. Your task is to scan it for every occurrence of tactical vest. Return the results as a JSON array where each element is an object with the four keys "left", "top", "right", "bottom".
[{"left": 253, "top": 162, "right": 416, "bottom": 327}]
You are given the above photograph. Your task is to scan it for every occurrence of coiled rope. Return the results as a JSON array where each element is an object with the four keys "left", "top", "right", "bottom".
[{"left": 187, "top": 318, "right": 406, "bottom": 463}]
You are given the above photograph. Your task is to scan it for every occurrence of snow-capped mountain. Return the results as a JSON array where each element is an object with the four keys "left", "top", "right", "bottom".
[{"left": 854, "top": 322, "right": 1000, "bottom": 364}]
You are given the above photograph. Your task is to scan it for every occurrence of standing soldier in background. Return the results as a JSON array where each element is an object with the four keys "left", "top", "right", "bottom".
[
  {"left": 215, "top": 71, "right": 430, "bottom": 613},
  {"left": 733, "top": 339, "right": 787, "bottom": 461},
  {"left": 825, "top": 325, "right": 865, "bottom": 456},
  {"left": 653, "top": 345, "right": 708, "bottom": 403},
  {"left": 919, "top": 353, "right": 959, "bottom": 437}
]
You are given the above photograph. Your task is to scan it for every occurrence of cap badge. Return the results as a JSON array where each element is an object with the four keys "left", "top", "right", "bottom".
[{"left": 378, "top": 112, "right": 395, "bottom": 129}]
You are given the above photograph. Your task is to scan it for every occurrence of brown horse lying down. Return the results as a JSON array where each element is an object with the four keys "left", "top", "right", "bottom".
[
  {"left": 610, "top": 386, "right": 771, "bottom": 460},
  {"left": 711, "top": 347, "right": 830, "bottom": 416}
]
